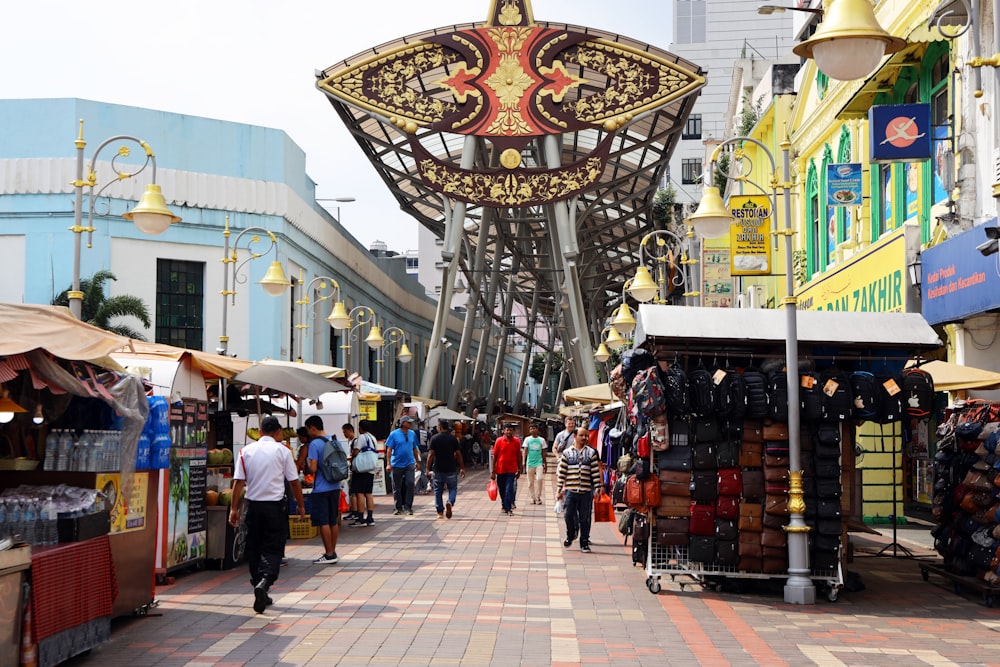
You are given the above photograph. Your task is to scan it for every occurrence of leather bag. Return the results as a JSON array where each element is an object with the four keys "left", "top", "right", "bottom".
[
  {"left": 656, "top": 445, "right": 692, "bottom": 472},
  {"left": 742, "top": 420, "right": 765, "bottom": 443},
  {"left": 716, "top": 539, "right": 739, "bottom": 566},
  {"left": 656, "top": 518, "right": 690, "bottom": 546},
  {"left": 716, "top": 494, "right": 740, "bottom": 520},
  {"left": 659, "top": 470, "right": 692, "bottom": 497},
  {"left": 689, "top": 535, "right": 716, "bottom": 563},
  {"left": 656, "top": 495, "right": 691, "bottom": 517},
  {"left": 739, "top": 532, "right": 763, "bottom": 558},
  {"left": 739, "top": 556, "right": 763, "bottom": 572},
  {"left": 738, "top": 502, "right": 764, "bottom": 532},
  {"left": 693, "top": 417, "right": 721, "bottom": 443},
  {"left": 763, "top": 421, "right": 790, "bottom": 440},
  {"left": 764, "top": 453, "right": 789, "bottom": 468},
  {"left": 689, "top": 502, "right": 716, "bottom": 535},
  {"left": 716, "top": 439, "right": 739, "bottom": 468},
  {"left": 717, "top": 467, "right": 742, "bottom": 496},
  {"left": 741, "top": 469, "right": 765, "bottom": 500},
  {"left": 764, "top": 465, "right": 789, "bottom": 483},
  {"left": 692, "top": 443, "right": 716, "bottom": 470},
  {"left": 691, "top": 470, "right": 719, "bottom": 501},
  {"left": 761, "top": 526, "right": 787, "bottom": 548},
  {"left": 715, "top": 517, "right": 738, "bottom": 541},
  {"left": 763, "top": 513, "right": 789, "bottom": 529},
  {"left": 765, "top": 494, "right": 789, "bottom": 516},
  {"left": 739, "top": 441, "right": 763, "bottom": 468}
]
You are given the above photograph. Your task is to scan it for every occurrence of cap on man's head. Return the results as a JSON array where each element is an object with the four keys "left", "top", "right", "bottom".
[
  {"left": 260, "top": 415, "right": 282, "bottom": 434},
  {"left": 401, "top": 416, "right": 415, "bottom": 425}
]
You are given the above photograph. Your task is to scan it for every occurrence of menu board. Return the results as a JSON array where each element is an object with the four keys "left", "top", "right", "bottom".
[
  {"left": 166, "top": 399, "right": 208, "bottom": 567},
  {"left": 702, "top": 246, "right": 733, "bottom": 308}
]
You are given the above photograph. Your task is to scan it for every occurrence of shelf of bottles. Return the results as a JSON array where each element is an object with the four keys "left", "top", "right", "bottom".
[{"left": 42, "top": 429, "right": 125, "bottom": 473}]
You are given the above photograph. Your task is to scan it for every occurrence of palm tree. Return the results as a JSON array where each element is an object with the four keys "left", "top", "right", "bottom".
[{"left": 52, "top": 270, "right": 152, "bottom": 340}]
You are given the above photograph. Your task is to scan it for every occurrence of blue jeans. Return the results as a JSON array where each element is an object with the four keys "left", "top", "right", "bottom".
[
  {"left": 433, "top": 472, "right": 459, "bottom": 514},
  {"left": 391, "top": 463, "right": 415, "bottom": 511},
  {"left": 497, "top": 472, "right": 517, "bottom": 512},
  {"left": 564, "top": 490, "right": 594, "bottom": 547}
]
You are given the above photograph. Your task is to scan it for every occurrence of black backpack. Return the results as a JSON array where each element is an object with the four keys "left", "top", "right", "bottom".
[
  {"left": 874, "top": 372, "right": 905, "bottom": 423},
  {"left": 819, "top": 367, "right": 852, "bottom": 422},
  {"left": 689, "top": 366, "right": 717, "bottom": 417},
  {"left": 766, "top": 369, "right": 789, "bottom": 422},
  {"left": 800, "top": 372, "right": 824, "bottom": 421},
  {"left": 716, "top": 369, "right": 746, "bottom": 420},
  {"left": 631, "top": 366, "right": 667, "bottom": 418},
  {"left": 849, "top": 371, "right": 879, "bottom": 421},
  {"left": 663, "top": 365, "right": 690, "bottom": 417},
  {"left": 742, "top": 368, "right": 769, "bottom": 419},
  {"left": 902, "top": 367, "right": 935, "bottom": 420}
]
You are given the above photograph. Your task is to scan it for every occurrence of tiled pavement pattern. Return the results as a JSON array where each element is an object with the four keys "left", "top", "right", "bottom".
[{"left": 66, "top": 458, "right": 1000, "bottom": 667}]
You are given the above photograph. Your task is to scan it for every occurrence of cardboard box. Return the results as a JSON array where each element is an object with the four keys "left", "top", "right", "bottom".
[
  {"left": 0, "top": 546, "right": 30, "bottom": 572},
  {"left": 57, "top": 510, "right": 111, "bottom": 543}
]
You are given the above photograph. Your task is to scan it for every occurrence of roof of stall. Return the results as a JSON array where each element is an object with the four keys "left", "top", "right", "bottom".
[
  {"left": 0, "top": 302, "right": 129, "bottom": 364},
  {"left": 633, "top": 305, "right": 941, "bottom": 354}
]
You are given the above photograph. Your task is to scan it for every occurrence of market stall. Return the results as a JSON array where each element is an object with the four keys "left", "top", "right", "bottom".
[
  {"left": 0, "top": 302, "right": 151, "bottom": 663},
  {"left": 625, "top": 304, "right": 941, "bottom": 598}
]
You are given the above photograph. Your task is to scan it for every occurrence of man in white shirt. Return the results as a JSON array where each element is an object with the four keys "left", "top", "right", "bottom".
[
  {"left": 552, "top": 416, "right": 577, "bottom": 458},
  {"left": 229, "top": 415, "right": 305, "bottom": 613}
]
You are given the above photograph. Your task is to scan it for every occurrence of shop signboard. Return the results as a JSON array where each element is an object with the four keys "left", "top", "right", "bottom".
[
  {"left": 702, "top": 242, "right": 732, "bottom": 308},
  {"left": 869, "top": 103, "right": 932, "bottom": 163},
  {"left": 163, "top": 400, "right": 208, "bottom": 569},
  {"left": 95, "top": 472, "right": 149, "bottom": 534},
  {"left": 920, "top": 220, "right": 1000, "bottom": 325},
  {"left": 796, "top": 228, "right": 906, "bottom": 312},
  {"left": 728, "top": 195, "right": 772, "bottom": 275},
  {"left": 359, "top": 401, "right": 378, "bottom": 421},
  {"left": 826, "top": 163, "right": 863, "bottom": 207}
]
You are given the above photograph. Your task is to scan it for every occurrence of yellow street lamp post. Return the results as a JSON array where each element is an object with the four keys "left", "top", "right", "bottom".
[
  {"left": 627, "top": 229, "right": 697, "bottom": 305},
  {"left": 294, "top": 269, "right": 349, "bottom": 363},
  {"left": 687, "top": 134, "right": 815, "bottom": 604},
  {"left": 330, "top": 306, "right": 381, "bottom": 373},
  {"left": 69, "top": 119, "right": 181, "bottom": 319},
  {"left": 218, "top": 215, "right": 291, "bottom": 356},
  {"left": 378, "top": 326, "right": 413, "bottom": 385}
]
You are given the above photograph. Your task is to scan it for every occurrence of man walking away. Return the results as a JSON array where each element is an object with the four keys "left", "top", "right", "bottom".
[
  {"left": 347, "top": 420, "right": 378, "bottom": 526},
  {"left": 556, "top": 428, "right": 603, "bottom": 553},
  {"left": 306, "top": 415, "right": 342, "bottom": 565},
  {"left": 426, "top": 419, "right": 466, "bottom": 519},
  {"left": 385, "top": 416, "right": 421, "bottom": 515},
  {"left": 522, "top": 422, "right": 548, "bottom": 505},
  {"left": 553, "top": 416, "right": 576, "bottom": 458},
  {"left": 491, "top": 423, "right": 522, "bottom": 516},
  {"left": 229, "top": 415, "right": 305, "bottom": 613}
]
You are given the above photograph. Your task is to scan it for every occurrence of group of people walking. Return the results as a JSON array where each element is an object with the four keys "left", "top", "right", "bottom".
[{"left": 231, "top": 413, "right": 603, "bottom": 613}]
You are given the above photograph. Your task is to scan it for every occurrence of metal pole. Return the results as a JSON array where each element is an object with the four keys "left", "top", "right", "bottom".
[
  {"left": 449, "top": 211, "right": 492, "bottom": 410},
  {"left": 219, "top": 216, "right": 232, "bottom": 356},
  {"left": 778, "top": 136, "right": 814, "bottom": 605},
  {"left": 69, "top": 121, "right": 87, "bottom": 319}
]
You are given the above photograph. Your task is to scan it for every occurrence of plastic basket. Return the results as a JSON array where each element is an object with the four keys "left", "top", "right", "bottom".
[{"left": 289, "top": 516, "right": 317, "bottom": 540}]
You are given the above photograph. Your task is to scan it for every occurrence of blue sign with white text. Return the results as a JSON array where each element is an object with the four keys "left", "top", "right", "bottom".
[
  {"left": 827, "top": 163, "right": 863, "bottom": 207},
  {"left": 921, "top": 221, "right": 1000, "bottom": 325},
  {"left": 869, "top": 103, "right": 932, "bottom": 163}
]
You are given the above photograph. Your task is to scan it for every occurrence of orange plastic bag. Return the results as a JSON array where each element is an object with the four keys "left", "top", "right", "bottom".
[
  {"left": 339, "top": 490, "right": 350, "bottom": 513},
  {"left": 594, "top": 490, "right": 614, "bottom": 522}
]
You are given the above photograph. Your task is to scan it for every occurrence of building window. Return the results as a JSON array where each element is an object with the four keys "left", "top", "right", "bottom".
[
  {"left": 156, "top": 259, "right": 204, "bottom": 349},
  {"left": 675, "top": 0, "right": 706, "bottom": 44},
  {"left": 681, "top": 159, "right": 701, "bottom": 185},
  {"left": 682, "top": 114, "right": 702, "bottom": 140}
]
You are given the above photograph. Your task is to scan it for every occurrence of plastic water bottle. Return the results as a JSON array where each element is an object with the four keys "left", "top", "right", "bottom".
[
  {"left": 92, "top": 431, "right": 106, "bottom": 472},
  {"left": 0, "top": 500, "right": 8, "bottom": 538},
  {"left": 43, "top": 497, "right": 57, "bottom": 545},
  {"left": 33, "top": 500, "right": 44, "bottom": 546},
  {"left": 21, "top": 501, "right": 35, "bottom": 545},
  {"left": 78, "top": 431, "right": 94, "bottom": 472},
  {"left": 57, "top": 431, "right": 74, "bottom": 471},
  {"left": 8, "top": 499, "right": 21, "bottom": 540},
  {"left": 44, "top": 430, "right": 59, "bottom": 471}
]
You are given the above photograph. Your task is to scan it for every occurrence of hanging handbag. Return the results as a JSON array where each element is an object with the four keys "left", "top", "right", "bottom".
[
  {"left": 738, "top": 502, "right": 764, "bottom": 532},
  {"left": 658, "top": 469, "right": 692, "bottom": 497},
  {"left": 657, "top": 495, "right": 692, "bottom": 517}
]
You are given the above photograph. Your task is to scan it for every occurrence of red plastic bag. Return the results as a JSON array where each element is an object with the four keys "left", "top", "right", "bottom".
[
  {"left": 487, "top": 479, "right": 499, "bottom": 501},
  {"left": 594, "top": 490, "right": 614, "bottom": 522},
  {"left": 339, "top": 489, "right": 350, "bottom": 513}
]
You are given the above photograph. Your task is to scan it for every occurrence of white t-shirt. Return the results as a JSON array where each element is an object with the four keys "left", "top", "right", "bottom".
[{"left": 234, "top": 436, "right": 297, "bottom": 501}]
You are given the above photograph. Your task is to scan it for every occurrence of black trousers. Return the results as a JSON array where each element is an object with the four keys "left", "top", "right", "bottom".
[{"left": 245, "top": 500, "right": 287, "bottom": 587}]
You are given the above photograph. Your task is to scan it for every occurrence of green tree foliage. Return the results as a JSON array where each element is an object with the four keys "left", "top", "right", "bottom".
[
  {"left": 52, "top": 269, "right": 152, "bottom": 340},
  {"left": 529, "top": 350, "right": 564, "bottom": 384},
  {"left": 715, "top": 94, "right": 764, "bottom": 193}
]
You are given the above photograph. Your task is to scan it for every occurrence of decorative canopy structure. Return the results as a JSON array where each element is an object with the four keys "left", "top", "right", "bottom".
[{"left": 317, "top": 0, "right": 704, "bottom": 405}]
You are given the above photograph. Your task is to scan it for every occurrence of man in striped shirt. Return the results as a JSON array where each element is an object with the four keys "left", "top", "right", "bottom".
[{"left": 556, "top": 428, "right": 603, "bottom": 553}]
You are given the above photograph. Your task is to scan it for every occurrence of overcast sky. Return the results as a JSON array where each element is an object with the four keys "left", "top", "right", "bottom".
[{"left": 0, "top": 0, "right": 673, "bottom": 251}]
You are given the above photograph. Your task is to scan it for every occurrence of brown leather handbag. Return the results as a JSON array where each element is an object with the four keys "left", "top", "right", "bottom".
[
  {"left": 763, "top": 420, "right": 789, "bottom": 440},
  {"left": 761, "top": 527, "right": 787, "bottom": 548},
  {"left": 764, "top": 465, "right": 789, "bottom": 483},
  {"left": 738, "top": 532, "right": 763, "bottom": 558},
  {"left": 739, "top": 441, "right": 763, "bottom": 468},
  {"left": 659, "top": 470, "right": 692, "bottom": 497},
  {"left": 742, "top": 421, "right": 765, "bottom": 443},
  {"left": 656, "top": 495, "right": 691, "bottom": 517},
  {"left": 765, "top": 494, "right": 789, "bottom": 516},
  {"left": 738, "top": 502, "right": 764, "bottom": 532}
]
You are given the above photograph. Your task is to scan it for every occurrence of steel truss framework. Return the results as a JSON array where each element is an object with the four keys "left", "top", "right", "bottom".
[{"left": 317, "top": 0, "right": 704, "bottom": 410}]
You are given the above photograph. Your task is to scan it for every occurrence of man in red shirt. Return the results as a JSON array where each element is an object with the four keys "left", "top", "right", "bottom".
[{"left": 491, "top": 423, "right": 523, "bottom": 515}]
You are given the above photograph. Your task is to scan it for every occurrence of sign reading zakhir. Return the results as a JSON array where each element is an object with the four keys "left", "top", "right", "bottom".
[{"left": 316, "top": 0, "right": 705, "bottom": 207}]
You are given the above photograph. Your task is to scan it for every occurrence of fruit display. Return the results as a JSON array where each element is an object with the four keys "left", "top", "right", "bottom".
[
  {"left": 206, "top": 448, "right": 234, "bottom": 465},
  {"left": 219, "top": 489, "right": 233, "bottom": 506},
  {"left": 205, "top": 490, "right": 219, "bottom": 506}
]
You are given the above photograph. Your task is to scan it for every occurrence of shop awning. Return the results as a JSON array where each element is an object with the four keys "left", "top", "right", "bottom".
[
  {"left": 233, "top": 363, "right": 350, "bottom": 400},
  {"left": 257, "top": 358, "right": 346, "bottom": 379},
  {"left": 412, "top": 395, "right": 443, "bottom": 408},
  {"left": 115, "top": 340, "right": 252, "bottom": 379},
  {"left": 905, "top": 359, "right": 1000, "bottom": 392},
  {"left": 634, "top": 305, "right": 941, "bottom": 352},
  {"left": 427, "top": 406, "right": 472, "bottom": 426},
  {"left": 563, "top": 383, "right": 614, "bottom": 405},
  {"left": 0, "top": 303, "right": 130, "bottom": 363}
]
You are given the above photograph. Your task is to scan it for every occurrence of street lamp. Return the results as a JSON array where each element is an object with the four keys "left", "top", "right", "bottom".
[
  {"left": 218, "top": 215, "right": 291, "bottom": 356},
  {"left": 69, "top": 119, "right": 181, "bottom": 319},
  {"left": 331, "top": 306, "right": 381, "bottom": 370},
  {"left": 610, "top": 280, "right": 637, "bottom": 335},
  {"left": 628, "top": 229, "right": 696, "bottom": 304},
  {"left": 294, "top": 269, "right": 348, "bottom": 363},
  {"left": 593, "top": 342, "right": 611, "bottom": 364},
  {"left": 791, "top": 0, "right": 905, "bottom": 81},
  {"left": 377, "top": 326, "right": 413, "bottom": 384},
  {"left": 688, "top": 134, "right": 814, "bottom": 605},
  {"left": 602, "top": 325, "right": 627, "bottom": 352}
]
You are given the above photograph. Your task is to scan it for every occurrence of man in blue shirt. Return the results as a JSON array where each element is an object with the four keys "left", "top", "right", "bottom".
[
  {"left": 385, "top": 416, "right": 421, "bottom": 515},
  {"left": 306, "top": 415, "right": 342, "bottom": 564}
]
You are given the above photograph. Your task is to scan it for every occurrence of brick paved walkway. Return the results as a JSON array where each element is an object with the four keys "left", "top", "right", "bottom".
[{"left": 66, "top": 460, "right": 1000, "bottom": 666}]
